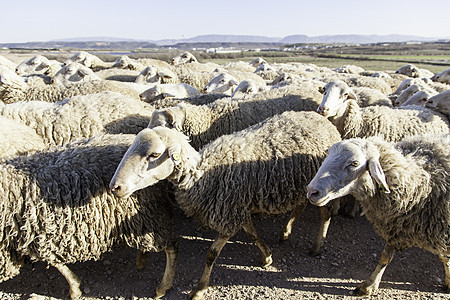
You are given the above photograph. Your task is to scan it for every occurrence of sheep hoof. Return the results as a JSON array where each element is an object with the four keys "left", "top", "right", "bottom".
[
  {"left": 279, "top": 232, "right": 289, "bottom": 243},
  {"left": 353, "top": 284, "right": 374, "bottom": 296},
  {"left": 188, "top": 287, "right": 207, "bottom": 300},
  {"left": 309, "top": 245, "right": 323, "bottom": 257},
  {"left": 262, "top": 255, "right": 273, "bottom": 268}
]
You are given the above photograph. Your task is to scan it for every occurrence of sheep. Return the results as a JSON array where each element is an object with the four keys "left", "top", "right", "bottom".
[
  {"left": 317, "top": 94, "right": 449, "bottom": 142},
  {"left": 149, "top": 93, "right": 228, "bottom": 109},
  {"left": 173, "top": 62, "right": 221, "bottom": 91},
  {"left": 231, "top": 79, "right": 268, "bottom": 98},
  {"left": 134, "top": 66, "right": 180, "bottom": 85},
  {"left": 1, "top": 91, "right": 155, "bottom": 146},
  {"left": 0, "top": 116, "right": 46, "bottom": 158},
  {"left": 316, "top": 73, "right": 393, "bottom": 94},
  {"left": 431, "top": 68, "right": 450, "bottom": 84},
  {"left": 50, "top": 62, "right": 102, "bottom": 86},
  {"left": 395, "top": 63, "right": 434, "bottom": 78},
  {"left": 425, "top": 90, "right": 450, "bottom": 117},
  {"left": 333, "top": 65, "right": 365, "bottom": 74},
  {"left": 0, "top": 55, "right": 18, "bottom": 70},
  {"left": 370, "top": 71, "right": 392, "bottom": 79},
  {"left": 63, "top": 51, "right": 111, "bottom": 71},
  {"left": 400, "top": 89, "right": 437, "bottom": 107},
  {"left": 111, "top": 55, "right": 145, "bottom": 71},
  {"left": 202, "top": 72, "right": 239, "bottom": 95},
  {"left": 254, "top": 63, "right": 279, "bottom": 81},
  {"left": 249, "top": 57, "right": 267, "bottom": 68},
  {"left": 268, "top": 72, "right": 304, "bottom": 87},
  {"left": 222, "top": 60, "right": 256, "bottom": 73},
  {"left": 15, "top": 55, "right": 62, "bottom": 77},
  {"left": 394, "top": 83, "right": 440, "bottom": 106},
  {"left": 0, "top": 134, "right": 177, "bottom": 299},
  {"left": 139, "top": 83, "right": 201, "bottom": 103},
  {"left": 171, "top": 51, "right": 198, "bottom": 65},
  {"left": 318, "top": 80, "right": 392, "bottom": 108},
  {"left": 306, "top": 134, "right": 450, "bottom": 295},
  {"left": 110, "top": 110, "right": 342, "bottom": 299},
  {"left": 0, "top": 78, "right": 144, "bottom": 104},
  {"left": 148, "top": 84, "right": 323, "bottom": 150},
  {"left": 95, "top": 68, "right": 141, "bottom": 82}
]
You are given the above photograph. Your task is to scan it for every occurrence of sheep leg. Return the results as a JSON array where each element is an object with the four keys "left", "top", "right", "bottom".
[
  {"left": 243, "top": 220, "right": 273, "bottom": 267},
  {"left": 438, "top": 254, "right": 450, "bottom": 291},
  {"left": 155, "top": 240, "right": 179, "bottom": 299},
  {"left": 354, "top": 243, "right": 395, "bottom": 296},
  {"left": 136, "top": 250, "right": 150, "bottom": 271},
  {"left": 279, "top": 201, "right": 308, "bottom": 242},
  {"left": 189, "top": 234, "right": 230, "bottom": 300},
  {"left": 51, "top": 262, "right": 82, "bottom": 299},
  {"left": 310, "top": 206, "right": 332, "bottom": 256}
]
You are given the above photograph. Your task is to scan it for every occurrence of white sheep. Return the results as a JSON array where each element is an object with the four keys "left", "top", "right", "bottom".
[
  {"left": 110, "top": 110, "right": 342, "bottom": 299},
  {"left": 392, "top": 83, "right": 438, "bottom": 106},
  {"left": 15, "top": 55, "right": 62, "bottom": 77},
  {"left": 0, "top": 55, "right": 18, "bottom": 70},
  {"left": 231, "top": 79, "right": 268, "bottom": 98},
  {"left": 202, "top": 72, "right": 239, "bottom": 95},
  {"left": 317, "top": 93, "right": 449, "bottom": 141},
  {"left": 1, "top": 91, "right": 155, "bottom": 146},
  {"left": 173, "top": 62, "right": 221, "bottom": 91},
  {"left": 0, "top": 134, "right": 177, "bottom": 299},
  {"left": 249, "top": 57, "right": 267, "bottom": 68},
  {"left": 333, "top": 65, "right": 365, "bottom": 74},
  {"left": 307, "top": 134, "right": 450, "bottom": 295},
  {"left": 0, "top": 116, "right": 46, "bottom": 158},
  {"left": 171, "top": 52, "right": 198, "bottom": 65},
  {"left": 431, "top": 68, "right": 450, "bottom": 84},
  {"left": 254, "top": 63, "right": 279, "bottom": 81},
  {"left": 139, "top": 83, "right": 201, "bottom": 102},
  {"left": 111, "top": 55, "right": 145, "bottom": 71},
  {"left": 94, "top": 68, "right": 141, "bottom": 82},
  {"left": 400, "top": 89, "right": 437, "bottom": 107},
  {"left": 63, "top": 51, "right": 111, "bottom": 71},
  {"left": 395, "top": 64, "right": 434, "bottom": 78},
  {"left": 134, "top": 66, "right": 179, "bottom": 85},
  {"left": 50, "top": 62, "right": 102, "bottom": 86},
  {"left": 425, "top": 90, "right": 450, "bottom": 117},
  {"left": 318, "top": 80, "right": 392, "bottom": 108}
]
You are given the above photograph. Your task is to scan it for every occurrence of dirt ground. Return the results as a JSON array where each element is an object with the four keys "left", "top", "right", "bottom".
[{"left": 0, "top": 203, "right": 447, "bottom": 300}]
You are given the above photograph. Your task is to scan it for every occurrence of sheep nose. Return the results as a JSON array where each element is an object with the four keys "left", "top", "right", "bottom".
[
  {"left": 306, "top": 186, "right": 320, "bottom": 200},
  {"left": 202, "top": 87, "right": 208, "bottom": 93},
  {"left": 317, "top": 106, "right": 329, "bottom": 116},
  {"left": 109, "top": 183, "right": 121, "bottom": 193},
  {"left": 15, "top": 68, "right": 20, "bottom": 74}
]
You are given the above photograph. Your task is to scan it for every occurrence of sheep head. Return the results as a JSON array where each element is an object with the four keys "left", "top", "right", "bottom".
[
  {"left": 317, "top": 80, "right": 357, "bottom": 118},
  {"left": 307, "top": 138, "right": 390, "bottom": 207},
  {"left": 148, "top": 105, "right": 185, "bottom": 131}
]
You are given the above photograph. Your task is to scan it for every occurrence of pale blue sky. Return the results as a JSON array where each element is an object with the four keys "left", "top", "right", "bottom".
[{"left": 2, "top": 0, "right": 449, "bottom": 43}]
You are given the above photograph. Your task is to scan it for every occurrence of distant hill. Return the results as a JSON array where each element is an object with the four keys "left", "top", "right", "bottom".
[{"left": 1, "top": 34, "right": 447, "bottom": 50}]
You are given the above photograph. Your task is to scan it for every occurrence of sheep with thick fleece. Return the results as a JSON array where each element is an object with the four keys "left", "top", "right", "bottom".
[
  {"left": 110, "top": 111, "right": 342, "bottom": 299},
  {"left": 51, "top": 62, "right": 102, "bottom": 86},
  {"left": 139, "top": 83, "right": 201, "bottom": 103},
  {"left": 393, "top": 83, "right": 437, "bottom": 106},
  {"left": 173, "top": 62, "right": 221, "bottom": 91},
  {"left": 400, "top": 90, "right": 436, "bottom": 107},
  {"left": 333, "top": 65, "right": 365, "bottom": 74},
  {"left": 0, "top": 116, "right": 46, "bottom": 158},
  {"left": 111, "top": 55, "right": 145, "bottom": 71},
  {"left": 1, "top": 91, "right": 155, "bottom": 146},
  {"left": 319, "top": 80, "right": 392, "bottom": 108},
  {"left": 0, "top": 134, "right": 177, "bottom": 299},
  {"left": 431, "top": 68, "right": 450, "bottom": 84},
  {"left": 0, "top": 78, "right": 145, "bottom": 103},
  {"left": 317, "top": 95, "right": 449, "bottom": 141},
  {"left": 307, "top": 134, "right": 450, "bottom": 295},
  {"left": 254, "top": 63, "right": 279, "bottom": 81},
  {"left": 231, "top": 79, "right": 268, "bottom": 98},
  {"left": 425, "top": 90, "right": 450, "bottom": 117},
  {"left": 15, "top": 55, "right": 62, "bottom": 77},
  {"left": 171, "top": 52, "right": 198, "bottom": 65},
  {"left": 135, "top": 66, "right": 180, "bottom": 85},
  {"left": 95, "top": 68, "right": 140, "bottom": 82},
  {"left": 63, "top": 51, "right": 111, "bottom": 71},
  {"left": 316, "top": 73, "right": 393, "bottom": 94},
  {"left": 395, "top": 64, "right": 434, "bottom": 78},
  {"left": 249, "top": 57, "right": 267, "bottom": 68},
  {"left": 148, "top": 84, "right": 323, "bottom": 150},
  {"left": 202, "top": 72, "right": 239, "bottom": 95}
]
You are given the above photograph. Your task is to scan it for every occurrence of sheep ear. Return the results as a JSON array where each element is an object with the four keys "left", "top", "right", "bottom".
[
  {"left": 162, "top": 110, "right": 181, "bottom": 131},
  {"left": 347, "top": 90, "right": 358, "bottom": 100},
  {"left": 157, "top": 71, "right": 172, "bottom": 79},
  {"left": 163, "top": 92, "right": 176, "bottom": 98},
  {"left": 318, "top": 86, "right": 325, "bottom": 94},
  {"left": 230, "top": 79, "right": 239, "bottom": 86},
  {"left": 168, "top": 145, "right": 182, "bottom": 165},
  {"left": 368, "top": 158, "right": 390, "bottom": 193}
]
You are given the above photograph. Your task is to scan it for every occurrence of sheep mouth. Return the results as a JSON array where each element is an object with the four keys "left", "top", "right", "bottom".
[{"left": 308, "top": 194, "right": 332, "bottom": 207}]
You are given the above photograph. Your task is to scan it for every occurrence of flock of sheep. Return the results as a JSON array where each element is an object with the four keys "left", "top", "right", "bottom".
[{"left": 0, "top": 50, "right": 449, "bottom": 299}]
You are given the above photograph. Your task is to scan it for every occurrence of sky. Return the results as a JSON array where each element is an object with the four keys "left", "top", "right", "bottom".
[{"left": 1, "top": 0, "right": 449, "bottom": 43}]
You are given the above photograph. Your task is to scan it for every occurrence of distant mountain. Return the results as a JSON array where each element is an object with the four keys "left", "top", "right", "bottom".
[{"left": 2, "top": 34, "right": 448, "bottom": 50}]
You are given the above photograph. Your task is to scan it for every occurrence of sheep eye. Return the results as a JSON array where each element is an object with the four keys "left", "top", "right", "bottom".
[
  {"left": 147, "top": 153, "right": 161, "bottom": 160},
  {"left": 350, "top": 161, "right": 359, "bottom": 167}
]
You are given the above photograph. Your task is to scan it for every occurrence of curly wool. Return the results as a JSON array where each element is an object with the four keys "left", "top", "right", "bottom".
[
  {"left": 333, "top": 100, "right": 449, "bottom": 141},
  {"left": 353, "top": 135, "right": 449, "bottom": 253},
  {"left": 0, "top": 134, "right": 174, "bottom": 282},
  {"left": 172, "top": 111, "right": 341, "bottom": 235},
  {"left": 151, "top": 84, "right": 323, "bottom": 149},
  {"left": 0, "top": 80, "right": 142, "bottom": 104},
  {"left": 1, "top": 92, "right": 154, "bottom": 146}
]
